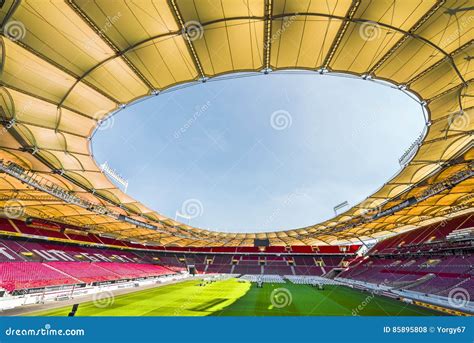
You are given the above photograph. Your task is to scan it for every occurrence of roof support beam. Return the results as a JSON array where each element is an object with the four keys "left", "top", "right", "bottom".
[
  {"left": 270, "top": 12, "right": 467, "bottom": 85},
  {"left": 322, "top": 0, "right": 361, "bottom": 69},
  {"left": 368, "top": 1, "right": 445, "bottom": 76},
  {"left": 407, "top": 39, "right": 473, "bottom": 85},
  {"left": 9, "top": 40, "right": 120, "bottom": 105},
  {"left": 66, "top": 0, "right": 154, "bottom": 92},
  {"left": 168, "top": 0, "right": 206, "bottom": 79},
  {"left": 0, "top": 0, "right": 21, "bottom": 28},
  {"left": 263, "top": 0, "right": 273, "bottom": 70}
]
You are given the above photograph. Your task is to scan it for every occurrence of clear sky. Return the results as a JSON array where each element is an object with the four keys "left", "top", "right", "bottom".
[{"left": 92, "top": 71, "right": 425, "bottom": 233}]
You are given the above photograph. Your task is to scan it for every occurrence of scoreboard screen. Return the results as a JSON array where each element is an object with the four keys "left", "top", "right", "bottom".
[{"left": 254, "top": 239, "right": 269, "bottom": 247}]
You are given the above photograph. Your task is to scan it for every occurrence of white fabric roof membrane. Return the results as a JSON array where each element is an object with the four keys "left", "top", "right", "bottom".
[{"left": 0, "top": 0, "right": 472, "bottom": 246}]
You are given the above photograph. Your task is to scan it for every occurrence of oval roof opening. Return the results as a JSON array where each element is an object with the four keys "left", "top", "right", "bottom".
[{"left": 92, "top": 71, "right": 426, "bottom": 233}]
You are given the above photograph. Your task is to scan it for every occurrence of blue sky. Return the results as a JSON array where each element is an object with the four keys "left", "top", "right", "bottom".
[{"left": 92, "top": 72, "right": 425, "bottom": 233}]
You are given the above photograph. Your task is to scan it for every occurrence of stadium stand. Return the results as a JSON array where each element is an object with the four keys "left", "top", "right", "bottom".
[
  {"left": 0, "top": 262, "right": 77, "bottom": 291},
  {"left": 0, "top": 237, "right": 179, "bottom": 292},
  {"left": 370, "top": 214, "right": 472, "bottom": 255},
  {"left": 0, "top": 213, "right": 471, "bottom": 311},
  {"left": 0, "top": 229, "right": 358, "bottom": 292},
  {"left": 337, "top": 214, "right": 473, "bottom": 300},
  {"left": 0, "top": 0, "right": 471, "bottom": 319}
]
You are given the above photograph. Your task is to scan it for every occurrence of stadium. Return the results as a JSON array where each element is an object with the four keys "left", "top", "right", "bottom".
[{"left": 0, "top": 0, "right": 472, "bottom": 320}]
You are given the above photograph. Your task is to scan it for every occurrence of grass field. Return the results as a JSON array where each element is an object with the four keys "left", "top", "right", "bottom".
[{"left": 29, "top": 279, "right": 440, "bottom": 316}]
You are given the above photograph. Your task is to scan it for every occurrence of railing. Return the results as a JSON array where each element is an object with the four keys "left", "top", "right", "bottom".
[{"left": 398, "top": 128, "right": 426, "bottom": 166}]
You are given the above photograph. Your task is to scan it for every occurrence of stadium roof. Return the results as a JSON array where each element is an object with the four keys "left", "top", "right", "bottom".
[{"left": 0, "top": 0, "right": 472, "bottom": 247}]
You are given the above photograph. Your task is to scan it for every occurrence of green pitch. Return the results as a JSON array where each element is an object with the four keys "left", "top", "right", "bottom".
[{"left": 29, "top": 278, "right": 440, "bottom": 316}]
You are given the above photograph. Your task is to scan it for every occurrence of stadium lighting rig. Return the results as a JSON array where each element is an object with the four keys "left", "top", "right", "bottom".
[
  {"left": 100, "top": 161, "right": 129, "bottom": 193},
  {"left": 333, "top": 201, "right": 349, "bottom": 215}
]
